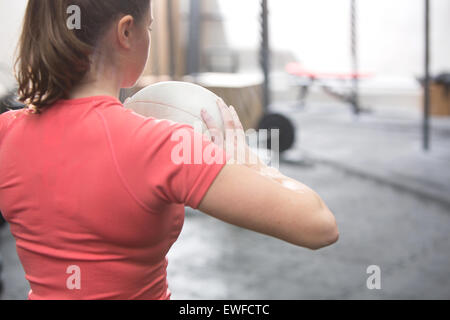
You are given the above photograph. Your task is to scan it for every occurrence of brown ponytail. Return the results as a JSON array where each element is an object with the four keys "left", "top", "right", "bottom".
[{"left": 15, "top": 0, "right": 150, "bottom": 114}]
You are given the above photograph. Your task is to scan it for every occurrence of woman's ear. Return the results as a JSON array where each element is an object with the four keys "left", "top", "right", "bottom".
[{"left": 117, "top": 15, "right": 135, "bottom": 49}]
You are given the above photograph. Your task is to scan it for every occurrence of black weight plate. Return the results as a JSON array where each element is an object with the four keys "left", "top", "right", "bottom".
[{"left": 258, "top": 113, "right": 296, "bottom": 153}]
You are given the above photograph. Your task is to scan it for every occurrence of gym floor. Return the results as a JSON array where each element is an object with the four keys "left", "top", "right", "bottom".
[{"left": 1, "top": 102, "right": 450, "bottom": 300}]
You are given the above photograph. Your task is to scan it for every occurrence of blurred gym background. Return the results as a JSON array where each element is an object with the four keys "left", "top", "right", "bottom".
[{"left": 1, "top": 0, "right": 449, "bottom": 299}]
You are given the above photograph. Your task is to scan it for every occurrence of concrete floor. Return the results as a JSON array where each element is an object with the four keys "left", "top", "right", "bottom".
[
  {"left": 1, "top": 102, "right": 450, "bottom": 300},
  {"left": 166, "top": 164, "right": 450, "bottom": 300}
]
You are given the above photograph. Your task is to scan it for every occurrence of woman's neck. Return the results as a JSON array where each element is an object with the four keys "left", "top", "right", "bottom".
[
  {"left": 69, "top": 51, "right": 123, "bottom": 100},
  {"left": 69, "top": 80, "right": 120, "bottom": 100}
]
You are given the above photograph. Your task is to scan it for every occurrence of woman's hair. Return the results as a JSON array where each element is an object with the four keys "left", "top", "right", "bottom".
[{"left": 15, "top": 0, "right": 150, "bottom": 113}]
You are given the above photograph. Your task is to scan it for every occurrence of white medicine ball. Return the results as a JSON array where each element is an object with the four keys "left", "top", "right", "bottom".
[{"left": 124, "top": 81, "right": 225, "bottom": 138}]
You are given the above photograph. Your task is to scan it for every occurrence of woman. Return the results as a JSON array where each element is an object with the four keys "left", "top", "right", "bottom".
[{"left": 0, "top": 0, "right": 338, "bottom": 300}]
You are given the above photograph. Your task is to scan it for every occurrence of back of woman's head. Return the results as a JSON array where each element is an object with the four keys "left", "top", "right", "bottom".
[{"left": 15, "top": 0, "right": 150, "bottom": 113}]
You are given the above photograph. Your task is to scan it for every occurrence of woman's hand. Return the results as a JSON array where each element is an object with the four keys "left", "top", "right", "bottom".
[{"left": 201, "top": 99, "right": 266, "bottom": 171}]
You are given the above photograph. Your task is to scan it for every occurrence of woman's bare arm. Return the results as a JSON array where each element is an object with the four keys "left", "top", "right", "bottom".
[
  {"left": 198, "top": 99, "right": 339, "bottom": 250},
  {"left": 198, "top": 163, "right": 339, "bottom": 250}
]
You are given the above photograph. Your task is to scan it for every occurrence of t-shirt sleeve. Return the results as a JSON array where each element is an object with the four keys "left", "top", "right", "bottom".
[
  {"left": 152, "top": 121, "right": 231, "bottom": 209},
  {"left": 106, "top": 108, "right": 231, "bottom": 210}
]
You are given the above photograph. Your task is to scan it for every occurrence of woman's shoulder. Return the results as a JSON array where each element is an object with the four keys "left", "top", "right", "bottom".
[
  {"left": 0, "top": 107, "right": 29, "bottom": 119},
  {"left": 99, "top": 101, "right": 194, "bottom": 137},
  {"left": 0, "top": 108, "right": 29, "bottom": 137}
]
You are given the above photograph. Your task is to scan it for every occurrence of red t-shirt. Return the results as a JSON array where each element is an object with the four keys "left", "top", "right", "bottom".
[{"left": 0, "top": 96, "right": 229, "bottom": 300}]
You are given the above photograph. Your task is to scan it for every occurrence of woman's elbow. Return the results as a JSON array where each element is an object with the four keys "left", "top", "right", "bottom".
[
  {"left": 317, "top": 222, "right": 340, "bottom": 250},
  {"left": 307, "top": 213, "right": 340, "bottom": 251}
]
